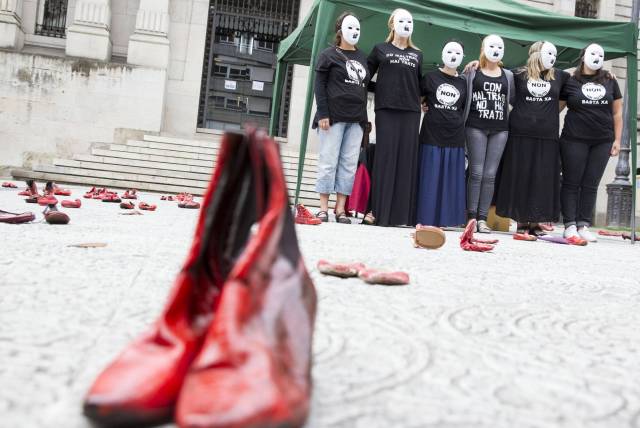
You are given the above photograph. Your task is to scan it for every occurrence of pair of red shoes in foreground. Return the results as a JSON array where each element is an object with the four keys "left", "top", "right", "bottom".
[
  {"left": 83, "top": 130, "right": 317, "bottom": 428},
  {"left": 317, "top": 260, "right": 410, "bottom": 285},
  {"left": 161, "top": 193, "right": 201, "bottom": 209},
  {"left": 84, "top": 187, "right": 122, "bottom": 202},
  {"left": 120, "top": 201, "right": 156, "bottom": 211}
]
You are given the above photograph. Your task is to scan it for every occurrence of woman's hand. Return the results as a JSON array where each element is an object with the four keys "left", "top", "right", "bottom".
[
  {"left": 421, "top": 102, "right": 429, "bottom": 113},
  {"left": 463, "top": 60, "right": 480, "bottom": 73},
  {"left": 319, "top": 118, "right": 330, "bottom": 131},
  {"left": 611, "top": 140, "right": 621, "bottom": 157}
]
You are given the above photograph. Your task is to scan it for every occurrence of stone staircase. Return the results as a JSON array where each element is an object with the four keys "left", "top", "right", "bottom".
[{"left": 12, "top": 133, "right": 331, "bottom": 208}]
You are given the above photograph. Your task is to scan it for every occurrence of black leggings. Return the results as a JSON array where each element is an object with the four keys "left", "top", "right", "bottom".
[{"left": 560, "top": 138, "right": 612, "bottom": 227}]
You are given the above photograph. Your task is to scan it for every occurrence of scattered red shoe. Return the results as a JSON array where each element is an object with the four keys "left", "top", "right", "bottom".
[
  {"left": 317, "top": 260, "right": 366, "bottom": 278},
  {"left": 460, "top": 220, "right": 496, "bottom": 252},
  {"left": 120, "top": 201, "right": 135, "bottom": 210},
  {"left": 102, "top": 193, "right": 122, "bottom": 203},
  {"left": 2, "top": 182, "right": 17, "bottom": 188},
  {"left": 358, "top": 268, "right": 410, "bottom": 285},
  {"left": 84, "top": 187, "right": 97, "bottom": 199},
  {"left": 139, "top": 202, "right": 156, "bottom": 211},
  {"left": 565, "top": 236, "right": 588, "bottom": 246},
  {"left": 514, "top": 232, "right": 537, "bottom": 242},
  {"left": 0, "top": 209, "right": 35, "bottom": 224},
  {"left": 51, "top": 182, "right": 72, "bottom": 196},
  {"left": 178, "top": 195, "right": 200, "bottom": 209},
  {"left": 295, "top": 204, "right": 322, "bottom": 225},
  {"left": 61, "top": 199, "right": 82, "bottom": 209},
  {"left": 38, "top": 195, "right": 58, "bottom": 206},
  {"left": 122, "top": 189, "right": 138, "bottom": 200},
  {"left": 19, "top": 180, "right": 39, "bottom": 197},
  {"left": 45, "top": 210, "right": 70, "bottom": 225}
]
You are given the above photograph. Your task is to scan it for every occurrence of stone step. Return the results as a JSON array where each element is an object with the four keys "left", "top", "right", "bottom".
[
  {"left": 11, "top": 168, "right": 327, "bottom": 208},
  {"left": 91, "top": 148, "right": 320, "bottom": 180},
  {"left": 56, "top": 157, "right": 318, "bottom": 187}
]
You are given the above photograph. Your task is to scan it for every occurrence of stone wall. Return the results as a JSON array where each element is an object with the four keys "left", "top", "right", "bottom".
[{"left": 0, "top": 50, "right": 166, "bottom": 168}]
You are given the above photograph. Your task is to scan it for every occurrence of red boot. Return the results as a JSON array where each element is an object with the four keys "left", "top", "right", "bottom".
[
  {"left": 175, "top": 130, "right": 317, "bottom": 428},
  {"left": 83, "top": 132, "right": 256, "bottom": 427}
]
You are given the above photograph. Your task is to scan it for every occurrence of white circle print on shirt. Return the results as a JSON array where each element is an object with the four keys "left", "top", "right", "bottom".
[
  {"left": 345, "top": 60, "right": 366, "bottom": 83},
  {"left": 582, "top": 82, "right": 606, "bottom": 101},
  {"left": 527, "top": 79, "right": 551, "bottom": 97},
  {"left": 436, "top": 83, "right": 460, "bottom": 107}
]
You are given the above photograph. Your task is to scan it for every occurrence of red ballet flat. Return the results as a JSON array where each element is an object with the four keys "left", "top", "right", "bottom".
[
  {"left": 2, "top": 182, "right": 17, "bottom": 188},
  {"left": 61, "top": 199, "right": 82, "bottom": 209},
  {"left": 120, "top": 201, "right": 135, "bottom": 210},
  {"left": 358, "top": 268, "right": 410, "bottom": 285},
  {"left": 38, "top": 195, "right": 58, "bottom": 206},
  {"left": 0, "top": 210, "right": 35, "bottom": 224},
  {"left": 102, "top": 193, "right": 122, "bottom": 203},
  {"left": 317, "top": 260, "right": 366, "bottom": 278},
  {"left": 139, "top": 202, "right": 156, "bottom": 211},
  {"left": 122, "top": 189, "right": 138, "bottom": 200}
]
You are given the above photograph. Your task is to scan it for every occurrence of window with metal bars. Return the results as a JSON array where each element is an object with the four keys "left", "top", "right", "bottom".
[
  {"left": 575, "top": 0, "right": 598, "bottom": 18},
  {"left": 35, "top": 0, "right": 68, "bottom": 38}
]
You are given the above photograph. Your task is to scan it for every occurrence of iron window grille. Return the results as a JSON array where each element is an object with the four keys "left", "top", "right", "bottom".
[
  {"left": 35, "top": 0, "right": 68, "bottom": 38},
  {"left": 575, "top": 0, "right": 598, "bottom": 18}
]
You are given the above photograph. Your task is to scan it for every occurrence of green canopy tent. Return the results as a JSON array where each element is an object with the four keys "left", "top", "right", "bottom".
[{"left": 269, "top": 0, "right": 638, "bottom": 237}]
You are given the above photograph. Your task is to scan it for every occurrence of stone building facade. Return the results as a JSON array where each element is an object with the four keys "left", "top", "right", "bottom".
[{"left": 0, "top": 0, "right": 637, "bottom": 222}]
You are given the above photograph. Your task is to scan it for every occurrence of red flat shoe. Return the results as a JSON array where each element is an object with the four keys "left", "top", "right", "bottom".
[
  {"left": 358, "top": 268, "right": 410, "bottom": 285},
  {"left": 102, "top": 193, "right": 122, "bottom": 203},
  {"left": 120, "top": 201, "right": 135, "bottom": 210},
  {"left": 175, "top": 130, "right": 316, "bottom": 428},
  {"left": 178, "top": 198, "right": 200, "bottom": 209},
  {"left": 514, "top": 233, "right": 537, "bottom": 242},
  {"left": 38, "top": 195, "right": 58, "bottom": 206},
  {"left": 93, "top": 188, "right": 109, "bottom": 200},
  {"left": 52, "top": 184, "right": 72, "bottom": 196},
  {"left": 295, "top": 204, "right": 322, "bottom": 225},
  {"left": 317, "top": 260, "right": 366, "bottom": 278},
  {"left": 84, "top": 132, "right": 259, "bottom": 427},
  {"left": 84, "top": 187, "right": 97, "bottom": 199},
  {"left": 460, "top": 220, "right": 496, "bottom": 252},
  {"left": 19, "top": 180, "right": 39, "bottom": 197},
  {"left": 61, "top": 199, "right": 81, "bottom": 209},
  {"left": 2, "top": 182, "right": 17, "bottom": 188},
  {"left": 565, "top": 236, "right": 588, "bottom": 246},
  {"left": 139, "top": 202, "right": 156, "bottom": 211},
  {"left": 44, "top": 207, "right": 70, "bottom": 225},
  {"left": 413, "top": 224, "right": 446, "bottom": 249},
  {"left": 122, "top": 189, "right": 138, "bottom": 200},
  {"left": 0, "top": 210, "right": 35, "bottom": 224},
  {"left": 160, "top": 196, "right": 167, "bottom": 201}
]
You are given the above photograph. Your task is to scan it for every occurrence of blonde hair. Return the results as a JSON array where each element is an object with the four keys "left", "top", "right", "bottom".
[
  {"left": 385, "top": 9, "right": 420, "bottom": 50},
  {"left": 479, "top": 35, "right": 503, "bottom": 69},
  {"left": 525, "top": 41, "right": 555, "bottom": 81}
]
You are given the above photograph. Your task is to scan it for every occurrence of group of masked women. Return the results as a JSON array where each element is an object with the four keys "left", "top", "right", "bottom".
[{"left": 313, "top": 8, "right": 623, "bottom": 243}]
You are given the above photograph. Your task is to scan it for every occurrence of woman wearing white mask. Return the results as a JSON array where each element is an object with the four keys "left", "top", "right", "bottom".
[
  {"left": 367, "top": 8, "right": 422, "bottom": 227},
  {"left": 416, "top": 40, "right": 467, "bottom": 227},
  {"left": 495, "top": 41, "right": 570, "bottom": 237},
  {"left": 463, "top": 34, "right": 515, "bottom": 233},
  {"left": 313, "top": 12, "right": 370, "bottom": 224},
  {"left": 559, "top": 43, "right": 622, "bottom": 242}
]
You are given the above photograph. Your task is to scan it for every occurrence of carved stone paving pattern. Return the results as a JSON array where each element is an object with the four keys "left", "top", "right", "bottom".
[{"left": 1, "top": 185, "right": 639, "bottom": 428}]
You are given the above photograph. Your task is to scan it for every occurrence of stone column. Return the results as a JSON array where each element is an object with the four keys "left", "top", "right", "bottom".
[
  {"left": 0, "top": 0, "right": 24, "bottom": 50},
  {"left": 127, "top": 0, "right": 170, "bottom": 69},
  {"left": 65, "top": 0, "right": 112, "bottom": 62}
]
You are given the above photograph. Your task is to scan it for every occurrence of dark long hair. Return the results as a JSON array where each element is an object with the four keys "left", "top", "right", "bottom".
[
  {"left": 574, "top": 44, "right": 612, "bottom": 84},
  {"left": 335, "top": 11, "right": 358, "bottom": 47}
]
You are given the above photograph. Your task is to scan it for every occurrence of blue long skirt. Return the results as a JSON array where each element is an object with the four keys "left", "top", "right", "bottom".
[{"left": 416, "top": 145, "right": 466, "bottom": 227}]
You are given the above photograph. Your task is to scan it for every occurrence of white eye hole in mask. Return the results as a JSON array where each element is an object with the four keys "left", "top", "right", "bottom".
[
  {"left": 540, "top": 41, "right": 557, "bottom": 70},
  {"left": 483, "top": 35, "right": 505, "bottom": 63},
  {"left": 442, "top": 42, "right": 464, "bottom": 69},
  {"left": 584, "top": 43, "right": 605, "bottom": 71},
  {"left": 393, "top": 10, "right": 414, "bottom": 38},
  {"left": 340, "top": 15, "right": 360, "bottom": 46}
]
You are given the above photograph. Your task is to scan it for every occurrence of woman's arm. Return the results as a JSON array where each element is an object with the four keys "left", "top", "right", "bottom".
[
  {"left": 314, "top": 70, "right": 331, "bottom": 130},
  {"left": 611, "top": 98, "right": 623, "bottom": 156},
  {"left": 366, "top": 46, "right": 380, "bottom": 93},
  {"left": 559, "top": 101, "right": 567, "bottom": 112}
]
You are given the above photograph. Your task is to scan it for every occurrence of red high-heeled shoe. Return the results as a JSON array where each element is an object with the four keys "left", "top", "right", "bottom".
[
  {"left": 175, "top": 130, "right": 317, "bottom": 428},
  {"left": 83, "top": 132, "right": 251, "bottom": 427}
]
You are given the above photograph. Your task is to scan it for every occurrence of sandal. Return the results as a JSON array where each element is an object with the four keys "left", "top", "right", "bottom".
[
  {"left": 413, "top": 225, "right": 446, "bottom": 249},
  {"left": 315, "top": 211, "right": 329, "bottom": 223},
  {"left": 335, "top": 212, "right": 351, "bottom": 224},
  {"left": 362, "top": 212, "right": 375, "bottom": 226}
]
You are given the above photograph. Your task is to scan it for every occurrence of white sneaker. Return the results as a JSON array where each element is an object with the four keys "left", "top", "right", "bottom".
[
  {"left": 578, "top": 226, "right": 598, "bottom": 242},
  {"left": 563, "top": 225, "right": 579, "bottom": 239},
  {"left": 477, "top": 220, "right": 492, "bottom": 234}
]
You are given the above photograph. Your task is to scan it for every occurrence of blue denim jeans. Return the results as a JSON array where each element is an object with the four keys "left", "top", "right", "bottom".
[{"left": 316, "top": 122, "right": 363, "bottom": 195}]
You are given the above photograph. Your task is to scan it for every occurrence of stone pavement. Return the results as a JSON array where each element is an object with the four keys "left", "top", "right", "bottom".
[{"left": 1, "top": 184, "right": 640, "bottom": 428}]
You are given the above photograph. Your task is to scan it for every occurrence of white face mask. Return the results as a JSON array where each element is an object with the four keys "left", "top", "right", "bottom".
[
  {"left": 584, "top": 43, "right": 605, "bottom": 71},
  {"left": 483, "top": 35, "right": 504, "bottom": 63},
  {"left": 340, "top": 15, "right": 360, "bottom": 46},
  {"left": 442, "top": 42, "right": 464, "bottom": 69},
  {"left": 540, "top": 41, "right": 557, "bottom": 70},
  {"left": 393, "top": 10, "right": 413, "bottom": 38}
]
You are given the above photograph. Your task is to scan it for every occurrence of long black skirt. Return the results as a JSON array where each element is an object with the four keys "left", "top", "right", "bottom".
[
  {"left": 496, "top": 135, "right": 561, "bottom": 223},
  {"left": 371, "top": 109, "right": 420, "bottom": 226}
]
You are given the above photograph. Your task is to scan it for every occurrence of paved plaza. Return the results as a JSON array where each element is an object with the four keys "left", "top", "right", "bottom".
[{"left": 1, "top": 184, "right": 640, "bottom": 428}]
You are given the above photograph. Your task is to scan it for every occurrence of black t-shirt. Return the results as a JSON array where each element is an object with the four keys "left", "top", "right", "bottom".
[
  {"left": 560, "top": 74, "right": 622, "bottom": 142},
  {"left": 313, "top": 46, "right": 369, "bottom": 126},
  {"left": 466, "top": 70, "right": 509, "bottom": 131},
  {"left": 509, "top": 69, "right": 569, "bottom": 139},
  {"left": 419, "top": 70, "right": 467, "bottom": 148},
  {"left": 367, "top": 42, "right": 422, "bottom": 112}
]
